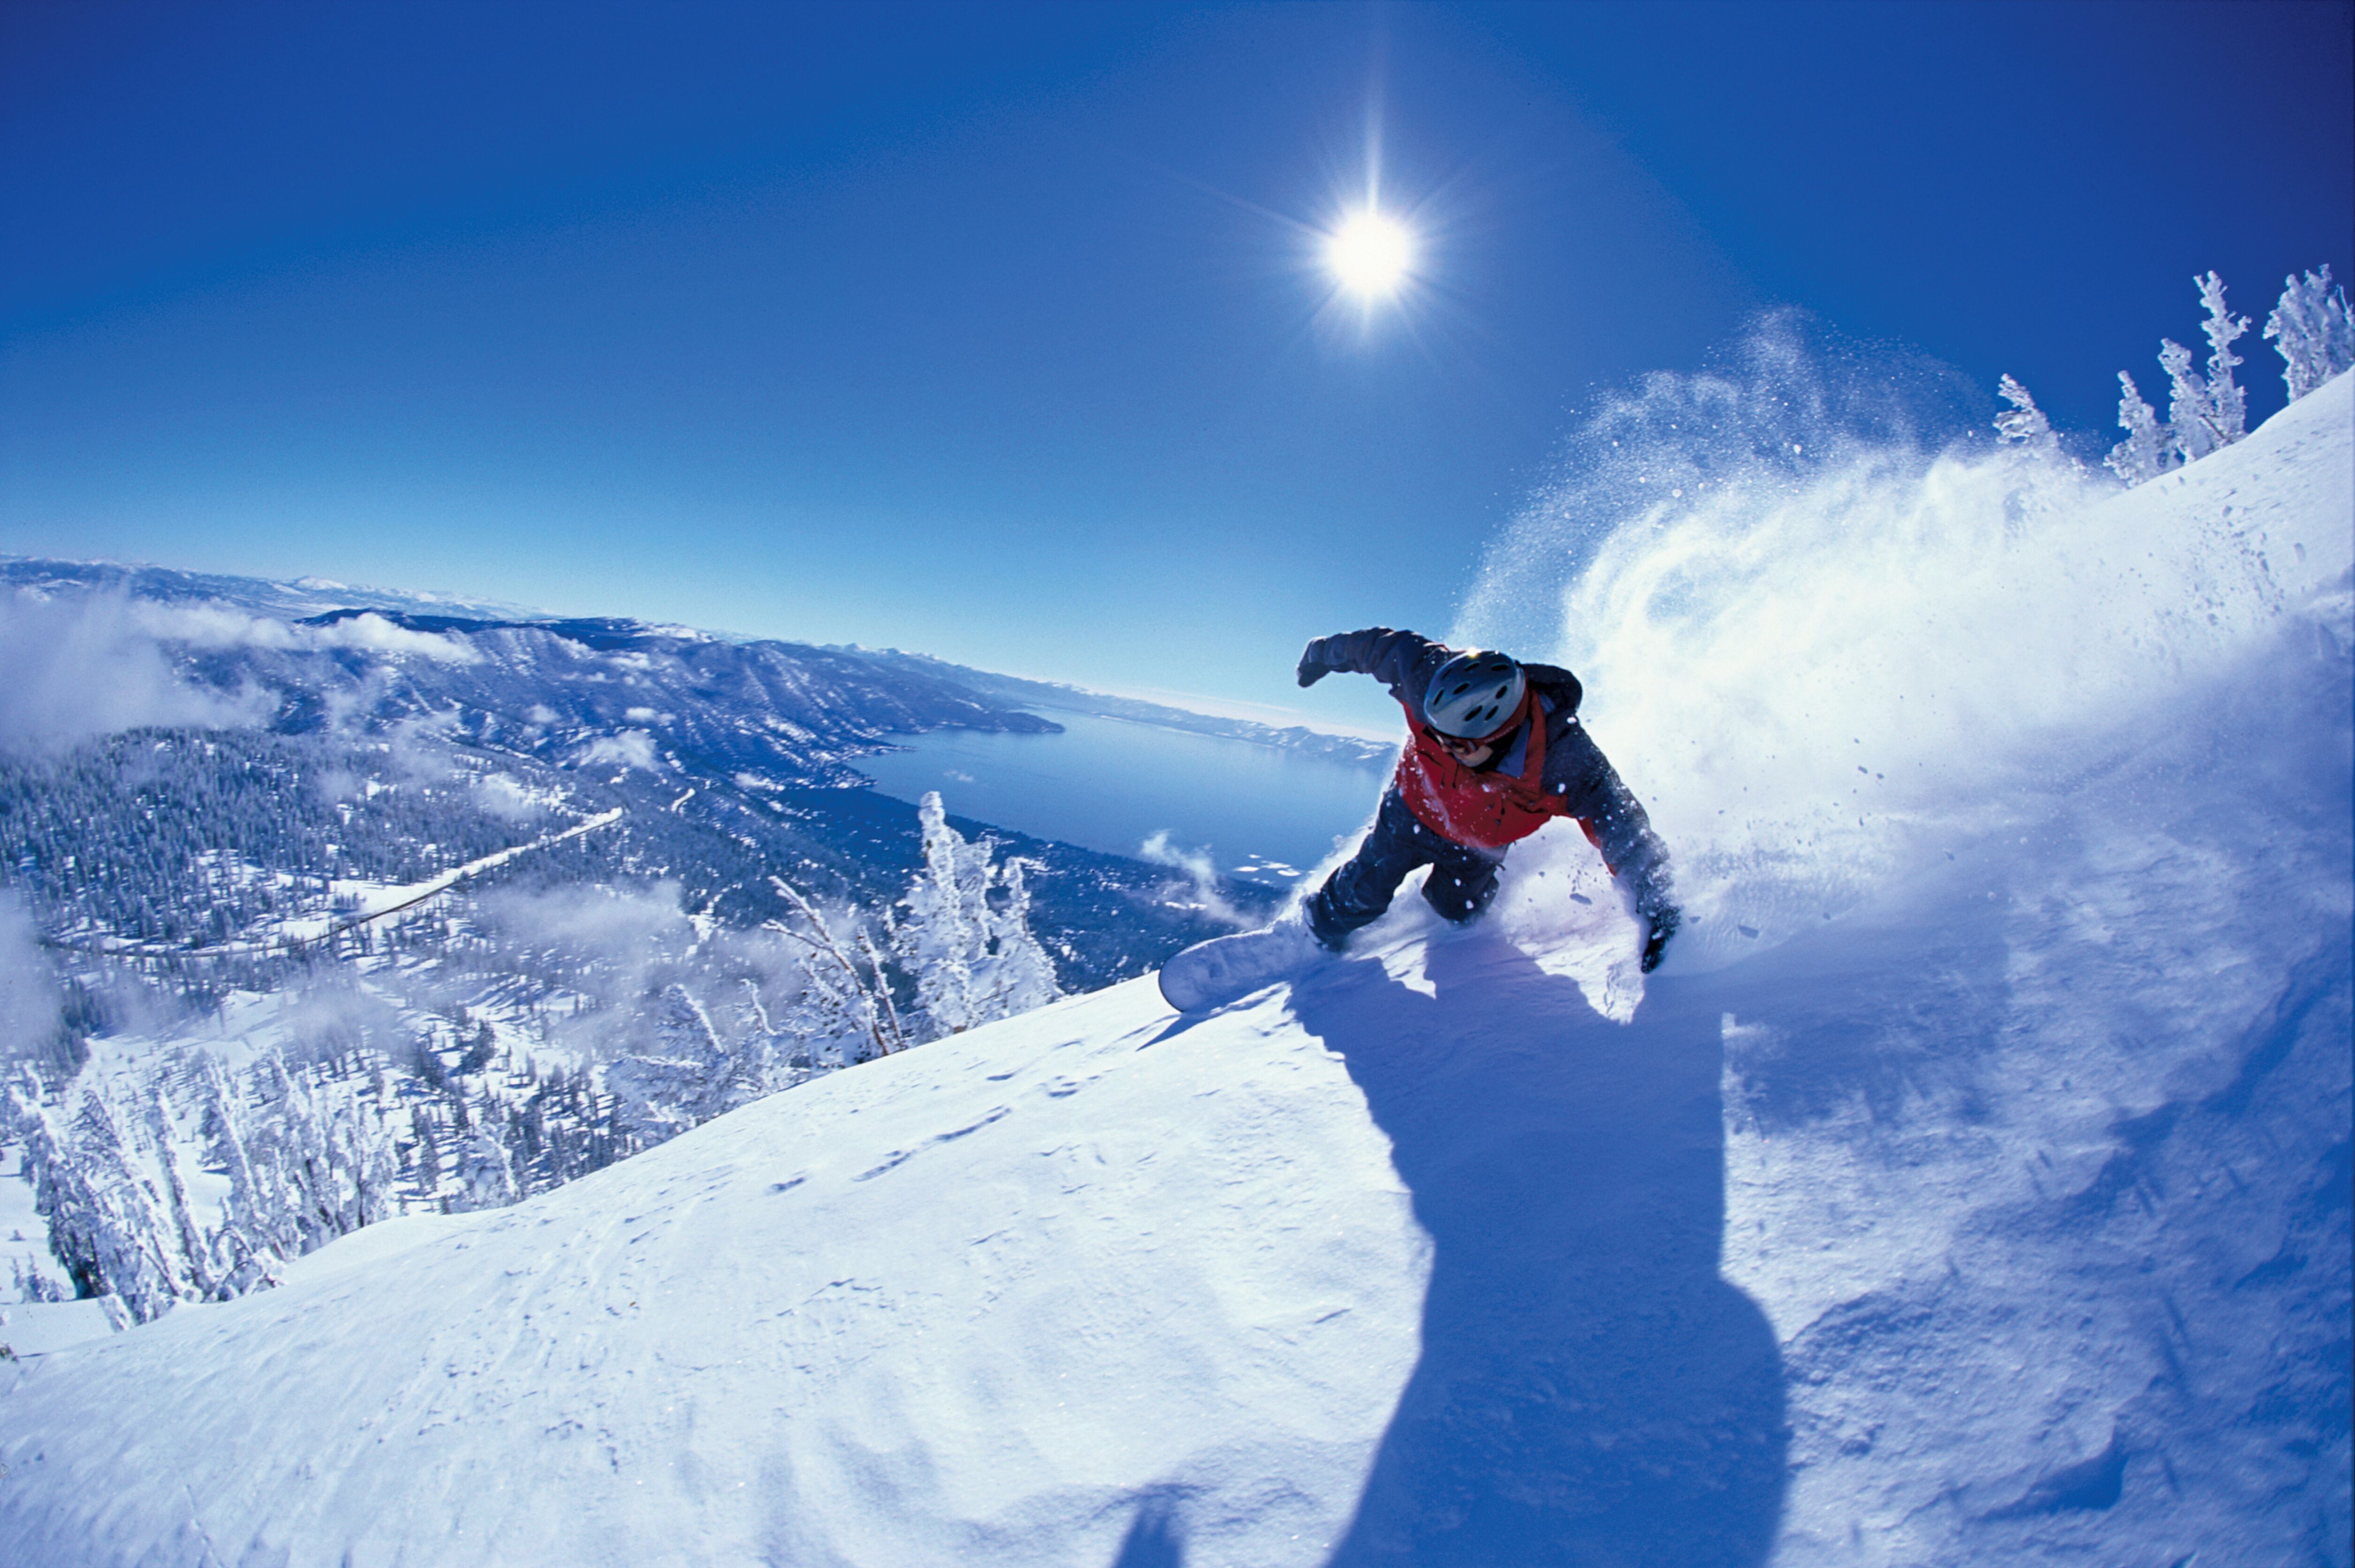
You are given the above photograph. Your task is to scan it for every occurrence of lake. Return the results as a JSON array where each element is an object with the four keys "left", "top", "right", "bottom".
[{"left": 855, "top": 707, "right": 1395, "bottom": 886}]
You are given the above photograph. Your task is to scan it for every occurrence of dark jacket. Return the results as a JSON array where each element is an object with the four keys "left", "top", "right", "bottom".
[{"left": 1299, "top": 627, "right": 1675, "bottom": 919}]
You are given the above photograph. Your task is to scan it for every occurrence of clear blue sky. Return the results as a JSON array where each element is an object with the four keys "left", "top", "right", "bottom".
[{"left": 3, "top": 0, "right": 2348, "bottom": 731}]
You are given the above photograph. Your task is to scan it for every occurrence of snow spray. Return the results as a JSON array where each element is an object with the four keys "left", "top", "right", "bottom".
[{"left": 1457, "top": 313, "right": 2352, "bottom": 971}]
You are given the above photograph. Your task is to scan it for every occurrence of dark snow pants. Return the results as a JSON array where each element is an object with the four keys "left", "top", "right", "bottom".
[{"left": 1306, "top": 786, "right": 1506, "bottom": 947}]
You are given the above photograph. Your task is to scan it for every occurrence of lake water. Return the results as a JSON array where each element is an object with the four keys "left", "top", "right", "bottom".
[{"left": 855, "top": 707, "right": 1395, "bottom": 886}]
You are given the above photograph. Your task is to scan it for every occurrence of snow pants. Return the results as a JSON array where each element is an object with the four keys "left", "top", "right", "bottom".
[{"left": 1306, "top": 786, "right": 1506, "bottom": 947}]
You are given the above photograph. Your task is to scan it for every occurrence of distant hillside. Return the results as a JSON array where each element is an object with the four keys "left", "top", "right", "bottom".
[
  {"left": 859, "top": 647, "right": 1397, "bottom": 766},
  {"left": 0, "top": 558, "right": 1276, "bottom": 1335}
]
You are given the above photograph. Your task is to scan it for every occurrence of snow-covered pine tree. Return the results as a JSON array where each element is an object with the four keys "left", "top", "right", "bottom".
[
  {"left": 2159, "top": 338, "right": 2219, "bottom": 463},
  {"left": 1992, "top": 375, "right": 2068, "bottom": 464},
  {"left": 2160, "top": 271, "right": 2252, "bottom": 465},
  {"left": 2105, "top": 371, "right": 2173, "bottom": 486},
  {"left": 766, "top": 875, "right": 904, "bottom": 1065},
  {"left": 893, "top": 793, "right": 1061, "bottom": 1041},
  {"left": 194, "top": 1052, "right": 281, "bottom": 1297},
  {"left": 897, "top": 792, "right": 990, "bottom": 1037},
  {"left": 225, "top": 1050, "right": 397, "bottom": 1271},
  {"left": 2194, "top": 271, "right": 2248, "bottom": 444},
  {"left": 851, "top": 926, "right": 908, "bottom": 1054},
  {"left": 451, "top": 1121, "right": 521, "bottom": 1211},
  {"left": 20, "top": 1086, "right": 186, "bottom": 1322},
  {"left": 10, "top": 1253, "right": 68, "bottom": 1303},
  {"left": 2265, "top": 265, "right": 2355, "bottom": 400},
  {"left": 979, "top": 853, "right": 1061, "bottom": 1020},
  {"left": 1990, "top": 374, "right": 2083, "bottom": 523},
  {"left": 605, "top": 984, "right": 741, "bottom": 1147},
  {"left": 144, "top": 1079, "right": 218, "bottom": 1301},
  {"left": 411, "top": 1121, "right": 443, "bottom": 1199}
]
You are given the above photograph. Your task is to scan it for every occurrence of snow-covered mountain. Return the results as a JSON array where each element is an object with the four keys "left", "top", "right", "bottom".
[
  {"left": 2, "top": 369, "right": 2344, "bottom": 1562},
  {"left": 0, "top": 557, "right": 1290, "bottom": 1350},
  {"left": 0, "top": 557, "right": 1281, "bottom": 974}
]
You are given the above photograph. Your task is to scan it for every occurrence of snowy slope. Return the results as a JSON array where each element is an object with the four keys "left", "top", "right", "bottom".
[
  {"left": 1, "top": 379, "right": 2347, "bottom": 1565},
  {"left": 0, "top": 975, "right": 1432, "bottom": 1567}
]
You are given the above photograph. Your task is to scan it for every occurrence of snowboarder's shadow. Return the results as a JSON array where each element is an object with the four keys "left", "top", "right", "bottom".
[{"left": 1289, "top": 929, "right": 1788, "bottom": 1567}]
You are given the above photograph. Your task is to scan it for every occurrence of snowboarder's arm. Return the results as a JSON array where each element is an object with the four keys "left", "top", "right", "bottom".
[
  {"left": 1296, "top": 628, "right": 1452, "bottom": 709},
  {"left": 1544, "top": 720, "right": 1678, "bottom": 954}
]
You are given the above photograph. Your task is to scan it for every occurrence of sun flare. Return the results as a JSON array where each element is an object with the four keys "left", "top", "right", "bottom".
[{"left": 1325, "top": 210, "right": 1414, "bottom": 298}]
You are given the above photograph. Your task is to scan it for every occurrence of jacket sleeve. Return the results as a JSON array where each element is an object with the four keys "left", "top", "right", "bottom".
[
  {"left": 1543, "top": 718, "right": 1676, "bottom": 919},
  {"left": 1299, "top": 628, "right": 1454, "bottom": 712}
]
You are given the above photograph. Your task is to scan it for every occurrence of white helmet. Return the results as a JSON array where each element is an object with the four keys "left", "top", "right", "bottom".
[{"left": 1423, "top": 650, "right": 1526, "bottom": 739}]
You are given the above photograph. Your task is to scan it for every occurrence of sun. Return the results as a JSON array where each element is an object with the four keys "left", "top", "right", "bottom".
[{"left": 1324, "top": 209, "right": 1415, "bottom": 299}]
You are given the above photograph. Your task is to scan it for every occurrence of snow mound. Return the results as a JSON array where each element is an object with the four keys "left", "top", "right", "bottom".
[{"left": 2, "top": 379, "right": 2348, "bottom": 1565}]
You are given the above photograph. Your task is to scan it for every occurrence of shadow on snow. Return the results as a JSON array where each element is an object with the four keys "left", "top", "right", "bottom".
[{"left": 1291, "top": 930, "right": 1789, "bottom": 1567}]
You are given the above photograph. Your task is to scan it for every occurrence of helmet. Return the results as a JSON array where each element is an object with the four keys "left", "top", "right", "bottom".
[{"left": 1422, "top": 650, "right": 1526, "bottom": 739}]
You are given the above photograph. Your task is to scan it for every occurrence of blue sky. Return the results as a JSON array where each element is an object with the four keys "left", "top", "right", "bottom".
[{"left": 3, "top": 0, "right": 2348, "bottom": 731}]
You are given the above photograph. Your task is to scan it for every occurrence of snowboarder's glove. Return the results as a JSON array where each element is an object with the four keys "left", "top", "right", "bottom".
[
  {"left": 1296, "top": 648, "right": 1330, "bottom": 688},
  {"left": 1639, "top": 904, "right": 1680, "bottom": 974}
]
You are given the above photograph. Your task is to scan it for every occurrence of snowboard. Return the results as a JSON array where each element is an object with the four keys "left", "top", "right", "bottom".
[{"left": 1158, "top": 917, "right": 1329, "bottom": 1013}]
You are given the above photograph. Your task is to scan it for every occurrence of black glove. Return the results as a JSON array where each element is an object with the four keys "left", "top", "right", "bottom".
[
  {"left": 1296, "top": 645, "right": 1329, "bottom": 688},
  {"left": 1639, "top": 904, "right": 1680, "bottom": 974}
]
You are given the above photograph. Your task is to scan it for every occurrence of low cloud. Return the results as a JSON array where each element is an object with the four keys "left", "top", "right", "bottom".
[
  {"left": 381, "top": 715, "right": 461, "bottom": 783},
  {"left": 0, "top": 893, "right": 67, "bottom": 1072},
  {"left": 578, "top": 731, "right": 660, "bottom": 771},
  {"left": 0, "top": 590, "right": 481, "bottom": 752},
  {"left": 472, "top": 882, "right": 690, "bottom": 1013},
  {"left": 473, "top": 773, "right": 547, "bottom": 823},
  {"left": 0, "top": 591, "right": 271, "bottom": 750},
  {"left": 129, "top": 601, "right": 479, "bottom": 663},
  {"left": 270, "top": 970, "right": 413, "bottom": 1065}
]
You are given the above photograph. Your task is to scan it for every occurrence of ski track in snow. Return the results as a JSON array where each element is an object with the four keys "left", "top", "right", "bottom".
[{"left": 1, "top": 378, "right": 2349, "bottom": 1565}]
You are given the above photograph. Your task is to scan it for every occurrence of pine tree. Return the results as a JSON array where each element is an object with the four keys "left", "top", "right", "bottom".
[
  {"left": 898, "top": 792, "right": 990, "bottom": 1036},
  {"left": 2194, "top": 271, "right": 2248, "bottom": 444},
  {"left": 1993, "top": 375, "right": 2059, "bottom": 457},
  {"left": 893, "top": 793, "right": 1061, "bottom": 1040},
  {"left": 413, "top": 1123, "right": 443, "bottom": 1198},
  {"left": 980, "top": 854, "right": 1061, "bottom": 1020},
  {"left": 2159, "top": 339, "right": 2219, "bottom": 463},
  {"left": 2105, "top": 371, "right": 2173, "bottom": 486},
  {"left": 604, "top": 983, "right": 751, "bottom": 1146},
  {"left": 21, "top": 1086, "right": 186, "bottom": 1321},
  {"left": 2159, "top": 271, "right": 2251, "bottom": 464},
  {"left": 451, "top": 1121, "right": 520, "bottom": 1211},
  {"left": 2265, "top": 265, "right": 2355, "bottom": 400},
  {"left": 765, "top": 875, "right": 905, "bottom": 1065}
]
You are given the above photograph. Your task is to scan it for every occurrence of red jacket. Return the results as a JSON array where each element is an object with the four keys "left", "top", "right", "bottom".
[{"left": 1394, "top": 691, "right": 1567, "bottom": 851}]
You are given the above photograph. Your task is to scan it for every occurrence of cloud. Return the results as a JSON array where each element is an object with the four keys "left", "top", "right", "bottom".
[
  {"left": 380, "top": 715, "right": 460, "bottom": 783},
  {"left": 473, "top": 773, "right": 547, "bottom": 823},
  {"left": 269, "top": 971, "right": 412, "bottom": 1065},
  {"left": 0, "top": 590, "right": 483, "bottom": 753},
  {"left": 0, "top": 590, "right": 271, "bottom": 750},
  {"left": 578, "top": 731, "right": 660, "bottom": 770},
  {"left": 307, "top": 612, "right": 478, "bottom": 661},
  {"left": 1139, "top": 831, "right": 1253, "bottom": 929},
  {"left": 0, "top": 893, "right": 68, "bottom": 1072},
  {"left": 127, "top": 602, "right": 479, "bottom": 663}
]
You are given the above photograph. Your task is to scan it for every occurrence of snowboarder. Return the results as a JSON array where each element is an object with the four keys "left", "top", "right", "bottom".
[{"left": 1159, "top": 628, "right": 1679, "bottom": 1012}]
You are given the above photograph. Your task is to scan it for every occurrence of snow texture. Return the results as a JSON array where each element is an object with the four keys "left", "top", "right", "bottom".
[{"left": 0, "top": 378, "right": 2348, "bottom": 1566}]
